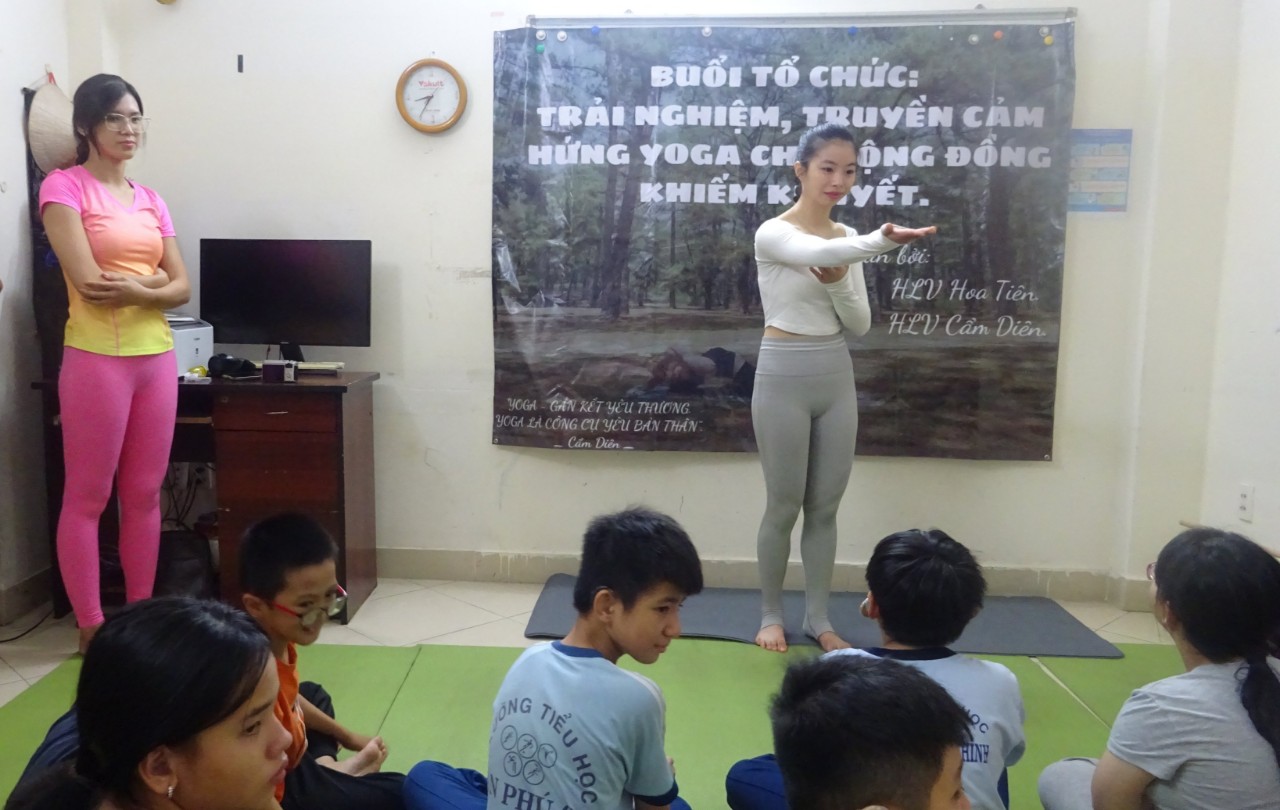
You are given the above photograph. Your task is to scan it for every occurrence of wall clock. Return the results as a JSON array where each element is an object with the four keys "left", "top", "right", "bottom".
[{"left": 396, "top": 58, "right": 467, "bottom": 133}]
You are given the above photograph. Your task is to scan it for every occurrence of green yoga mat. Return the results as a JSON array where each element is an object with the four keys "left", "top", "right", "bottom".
[
  {"left": 1, "top": 640, "right": 1185, "bottom": 809},
  {"left": 1038, "top": 643, "right": 1183, "bottom": 724},
  {"left": 0, "top": 645, "right": 416, "bottom": 803},
  {"left": 378, "top": 643, "right": 1112, "bottom": 810}
]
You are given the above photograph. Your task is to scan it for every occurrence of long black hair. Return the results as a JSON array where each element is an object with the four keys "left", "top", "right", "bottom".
[
  {"left": 5, "top": 598, "right": 272, "bottom": 810},
  {"left": 71, "top": 73, "right": 143, "bottom": 165},
  {"left": 1155, "top": 528, "right": 1280, "bottom": 765}
]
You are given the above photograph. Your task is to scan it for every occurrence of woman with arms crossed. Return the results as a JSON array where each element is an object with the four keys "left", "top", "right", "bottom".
[
  {"left": 40, "top": 74, "right": 190, "bottom": 653},
  {"left": 753, "top": 123, "right": 935, "bottom": 653}
]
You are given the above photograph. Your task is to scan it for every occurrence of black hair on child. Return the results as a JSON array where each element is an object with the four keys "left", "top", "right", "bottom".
[
  {"left": 238, "top": 512, "right": 339, "bottom": 600},
  {"left": 771, "top": 654, "right": 971, "bottom": 810},
  {"left": 865, "top": 528, "right": 986, "bottom": 647},
  {"left": 571, "top": 507, "right": 703, "bottom": 613}
]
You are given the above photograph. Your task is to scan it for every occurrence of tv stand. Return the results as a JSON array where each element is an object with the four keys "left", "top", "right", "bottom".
[{"left": 279, "top": 342, "right": 306, "bottom": 362}]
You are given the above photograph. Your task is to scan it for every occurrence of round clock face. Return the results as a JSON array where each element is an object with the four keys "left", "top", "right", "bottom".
[{"left": 398, "top": 59, "right": 466, "bottom": 133}]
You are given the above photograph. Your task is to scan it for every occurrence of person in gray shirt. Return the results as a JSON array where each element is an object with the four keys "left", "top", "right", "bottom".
[{"left": 1038, "top": 528, "right": 1280, "bottom": 810}]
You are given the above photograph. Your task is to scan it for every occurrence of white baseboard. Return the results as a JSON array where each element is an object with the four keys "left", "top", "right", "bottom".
[
  {"left": 0, "top": 568, "right": 51, "bottom": 626},
  {"left": 376, "top": 548, "right": 1149, "bottom": 609}
]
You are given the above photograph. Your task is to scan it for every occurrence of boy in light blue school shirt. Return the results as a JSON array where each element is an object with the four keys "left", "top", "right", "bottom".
[
  {"left": 727, "top": 529, "right": 1025, "bottom": 810},
  {"left": 404, "top": 507, "right": 704, "bottom": 810}
]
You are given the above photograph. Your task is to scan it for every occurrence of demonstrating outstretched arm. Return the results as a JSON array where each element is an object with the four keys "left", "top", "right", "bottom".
[{"left": 756, "top": 221, "right": 936, "bottom": 266}]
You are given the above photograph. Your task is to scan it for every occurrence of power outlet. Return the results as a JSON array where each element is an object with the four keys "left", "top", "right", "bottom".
[
  {"left": 1237, "top": 484, "right": 1255, "bottom": 523},
  {"left": 192, "top": 465, "right": 212, "bottom": 489}
]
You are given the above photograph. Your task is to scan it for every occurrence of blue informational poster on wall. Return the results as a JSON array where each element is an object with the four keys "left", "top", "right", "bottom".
[
  {"left": 1069, "top": 129, "right": 1132, "bottom": 212},
  {"left": 491, "top": 18, "right": 1076, "bottom": 459}
]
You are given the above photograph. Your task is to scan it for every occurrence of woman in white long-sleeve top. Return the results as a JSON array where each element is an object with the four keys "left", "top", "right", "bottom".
[{"left": 752, "top": 123, "right": 936, "bottom": 653}]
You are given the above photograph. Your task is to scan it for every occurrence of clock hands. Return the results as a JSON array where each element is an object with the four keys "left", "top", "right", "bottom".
[{"left": 415, "top": 93, "right": 436, "bottom": 118}]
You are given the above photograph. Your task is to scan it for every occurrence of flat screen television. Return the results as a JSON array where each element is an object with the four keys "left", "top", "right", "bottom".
[{"left": 199, "top": 238, "right": 372, "bottom": 361}]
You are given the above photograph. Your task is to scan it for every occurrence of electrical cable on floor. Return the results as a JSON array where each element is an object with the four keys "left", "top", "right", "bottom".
[{"left": 0, "top": 610, "right": 53, "bottom": 643}]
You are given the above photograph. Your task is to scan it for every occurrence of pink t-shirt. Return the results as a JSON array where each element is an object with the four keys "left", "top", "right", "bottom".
[{"left": 39, "top": 164, "right": 175, "bottom": 355}]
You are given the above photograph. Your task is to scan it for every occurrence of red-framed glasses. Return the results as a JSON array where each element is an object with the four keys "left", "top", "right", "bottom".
[{"left": 272, "top": 584, "right": 347, "bottom": 628}]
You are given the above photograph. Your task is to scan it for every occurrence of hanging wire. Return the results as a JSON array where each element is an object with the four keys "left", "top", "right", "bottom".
[{"left": 0, "top": 610, "right": 53, "bottom": 643}]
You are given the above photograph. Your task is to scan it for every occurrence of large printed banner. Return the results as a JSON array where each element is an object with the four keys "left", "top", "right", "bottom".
[{"left": 492, "top": 20, "right": 1075, "bottom": 459}]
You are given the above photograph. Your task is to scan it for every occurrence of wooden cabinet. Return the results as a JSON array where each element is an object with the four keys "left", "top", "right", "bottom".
[{"left": 210, "top": 373, "right": 379, "bottom": 619}]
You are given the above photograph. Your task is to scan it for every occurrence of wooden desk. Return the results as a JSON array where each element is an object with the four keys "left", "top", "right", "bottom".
[{"left": 35, "top": 371, "right": 379, "bottom": 621}]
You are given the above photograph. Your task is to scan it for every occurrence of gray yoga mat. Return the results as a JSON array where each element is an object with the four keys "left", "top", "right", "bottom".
[{"left": 524, "top": 573, "right": 1123, "bottom": 658}]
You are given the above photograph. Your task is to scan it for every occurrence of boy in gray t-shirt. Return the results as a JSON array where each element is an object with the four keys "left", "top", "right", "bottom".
[{"left": 404, "top": 508, "right": 704, "bottom": 810}]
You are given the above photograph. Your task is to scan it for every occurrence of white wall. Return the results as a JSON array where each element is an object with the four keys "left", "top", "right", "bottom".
[
  {"left": 1200, "top": 0, "right": 1280, "bottom": 543},
  {"left": 0, "top": 2, "right": 69, "bottom": 615},
  {"left": 5, "top": 0, "right": 1251, "bottom": 606}
]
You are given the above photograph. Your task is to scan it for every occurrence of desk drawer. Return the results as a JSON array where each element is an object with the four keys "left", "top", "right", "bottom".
[
  {"left": 214, "top": 431, "right": 340, "bottom": 505},
  {"left": 213, "top": 392, "right": 339, "bottom": 433}
]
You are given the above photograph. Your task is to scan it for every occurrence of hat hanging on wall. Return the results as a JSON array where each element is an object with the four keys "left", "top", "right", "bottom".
[{"left": 26, "top": 83, "right": 76, "bottom": 173}]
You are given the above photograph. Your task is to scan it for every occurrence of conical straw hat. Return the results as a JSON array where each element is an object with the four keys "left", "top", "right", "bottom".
[{"left": 26, "top": 83, "right": 76, "bottom": 173}]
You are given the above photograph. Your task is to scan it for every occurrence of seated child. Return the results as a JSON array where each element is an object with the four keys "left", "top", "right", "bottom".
[
  {"left": 403, "top": 507, "right": 704, "bottom": 810},
  {"left": 8, "top": 597, "right": 291, "bottom": 810},
  {"left": 239, "top": 512, "right": 406, "bottom": 810},
  {"left": 727, "top": 529, "right": 1025, "bottom": 810},
  {"left": 770, "top": 654, "right": 974, "bottom": 810},
  {"left": 1038, "top": 528, "right": 1280, "bottom": 810}
]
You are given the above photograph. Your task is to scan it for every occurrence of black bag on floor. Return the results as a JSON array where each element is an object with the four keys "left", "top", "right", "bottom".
[{"left": 154, "top": 530, "right": 217, "bottom": 599}]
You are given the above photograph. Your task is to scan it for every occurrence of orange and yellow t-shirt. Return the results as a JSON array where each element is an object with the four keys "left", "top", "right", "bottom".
[
  {"left": 273, "top": 642, "right": 309, "bottom": 801},
  {"left": 39, "top": 164, "right": 175, "bottom": 356}
]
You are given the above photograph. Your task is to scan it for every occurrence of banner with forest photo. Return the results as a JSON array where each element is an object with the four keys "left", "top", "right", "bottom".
[{"left": 491, "top": 19, "right": 1075, "bottom": 459}]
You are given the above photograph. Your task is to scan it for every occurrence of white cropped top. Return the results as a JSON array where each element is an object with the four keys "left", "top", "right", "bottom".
[{"left": 754, "top": 218, "right": 899, "bottom": 336}]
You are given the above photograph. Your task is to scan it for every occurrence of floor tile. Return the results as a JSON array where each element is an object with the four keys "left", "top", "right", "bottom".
[
  {"left": 1099, "top": 612, "right": 1173, "bottom": 645},
  {"left": 318, "top": 623, "right": 385, "bottom": 646},
  {"left": 425, "top": 617, "right": 538, "bottom": 648},
  {"left": 0, "top": 619, "right": 79, "bottom": 682},
  {"left": 430, "top": 582, "right": 544, "bottom": 619},
  {"left": 367, "top": 579, "right": 447, "bottom": 601},
  {"left": 0, "top": 657, "right": 24, "bottom": 686},
  {"left": 1096, "top": 628, "right": 1152, "bottom": 646},
  {"left": 0, "top": 679, "right": 29, "bottom": 709},
  {"left": 346, "top": 588, "right": 503, "bottom": 646},
  {"left": 1056, "top": 600, "right": 1127, "bottom": 631}
]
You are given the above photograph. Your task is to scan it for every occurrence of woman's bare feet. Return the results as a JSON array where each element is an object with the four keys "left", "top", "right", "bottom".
[
  {"left": 78, "top": 623, "right": 102, "bottom": 655},
  {"left": 755, "top": 623, "right": 788, "bottom": 653},
  {"left": 813, "top": 631, "right": 851, "bottom": 653}
]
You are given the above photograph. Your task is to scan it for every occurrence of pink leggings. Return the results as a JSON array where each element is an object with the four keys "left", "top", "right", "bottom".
[{"left": 57, "top": 347, "right": 177, "bottom": 627}]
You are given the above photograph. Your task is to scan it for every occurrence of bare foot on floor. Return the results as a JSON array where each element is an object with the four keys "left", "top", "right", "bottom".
[
  {"left": 78, "top": 623, "right": 102, "bottom": 656},
  {"left": 328, "top": 737, "right": 388, "bottom": 776},
  {"left": 755, "top": 624, "right": 788, "bottom": 653},
  {"left": 814, "top": 631, "right": 851, "bottom": 652}
]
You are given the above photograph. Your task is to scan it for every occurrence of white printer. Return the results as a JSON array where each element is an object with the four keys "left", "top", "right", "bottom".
[{"left": 166, "top": 313, "right": 214, "bottom": 375}]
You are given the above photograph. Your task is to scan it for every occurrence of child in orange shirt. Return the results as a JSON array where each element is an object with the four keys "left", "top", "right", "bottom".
[{"left": 240, "top": 512, "right": 405, "bottom": 810}]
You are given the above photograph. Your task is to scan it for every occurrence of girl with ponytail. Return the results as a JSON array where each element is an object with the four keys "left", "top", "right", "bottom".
[{"left": 1039, "top": 528, "right": 1280, "bottom": 809}]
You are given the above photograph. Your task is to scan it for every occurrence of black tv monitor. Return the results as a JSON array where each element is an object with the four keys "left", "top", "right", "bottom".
[{"left": 199, "top": 238, "right": 372, "bottom": 361}]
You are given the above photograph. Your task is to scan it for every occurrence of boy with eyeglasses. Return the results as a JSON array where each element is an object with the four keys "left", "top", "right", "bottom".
[{"left": 239, "top": 512, "right": 405, "bottom": 810}]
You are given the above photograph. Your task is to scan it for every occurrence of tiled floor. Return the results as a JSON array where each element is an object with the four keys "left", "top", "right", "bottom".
[{"left": 0, "top": 581, "right": 1167, "bottom": 709}]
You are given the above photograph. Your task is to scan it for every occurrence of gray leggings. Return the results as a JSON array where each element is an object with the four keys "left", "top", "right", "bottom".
[{"left": 751, "top": 335, "right": 858, "bottom": 638}]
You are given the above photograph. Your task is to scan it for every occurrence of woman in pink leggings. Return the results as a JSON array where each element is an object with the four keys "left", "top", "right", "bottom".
[{"left": 39, "top": 74, "right": 191, "bottom": 652}]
